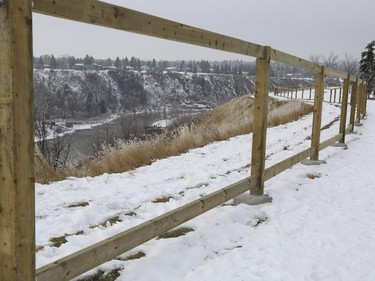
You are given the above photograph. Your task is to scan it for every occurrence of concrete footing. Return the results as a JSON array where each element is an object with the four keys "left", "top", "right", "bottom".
[
  {"left": 233, "top": 193, "right": 272, "bottom": 206},
  {"left": 301, "top": 159, "right": 327, "bottom": 166},
  {"left": 331, "top": 143, "right": 348, "bottom": 149}
]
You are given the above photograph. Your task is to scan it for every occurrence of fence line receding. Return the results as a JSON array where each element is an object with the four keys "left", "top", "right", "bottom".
[{"left": 0, "top": 0, "right": 368, "bottom": 280}]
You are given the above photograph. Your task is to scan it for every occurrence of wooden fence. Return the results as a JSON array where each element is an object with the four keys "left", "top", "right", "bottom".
[
  {"left": 274, "top": 86, "right": 345, "bottom": 103},
  {"left": 0, "top": 0, "right": 368, "bottom": 280}
]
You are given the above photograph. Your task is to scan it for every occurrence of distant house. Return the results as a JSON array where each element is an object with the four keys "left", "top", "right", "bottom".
[
  {"left": 73, "top": 63, "right": 104, "bottom": 70},
  {"left": 73, "top": 63, "right": 85, "bottom": 70},
  {"left": 166, "top": 66, "right": 176, "bottom": 72}
]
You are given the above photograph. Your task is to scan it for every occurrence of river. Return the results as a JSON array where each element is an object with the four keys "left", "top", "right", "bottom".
[{"left": 42, "top": 109, "right": 202, "bottom": 164}]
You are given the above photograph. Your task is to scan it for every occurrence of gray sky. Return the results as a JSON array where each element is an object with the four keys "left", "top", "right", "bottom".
[{"left": 33, "top": 0, "right": 374, "bottom": 62}]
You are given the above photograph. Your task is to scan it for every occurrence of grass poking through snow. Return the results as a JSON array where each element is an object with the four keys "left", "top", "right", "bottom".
[{"left": 36, "top": 96, "right": 313, "bottom": 183}]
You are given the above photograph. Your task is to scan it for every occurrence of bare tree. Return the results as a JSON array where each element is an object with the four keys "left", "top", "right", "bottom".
[
  {"left": 323, "top": 51, "right": 339, "bottom": 69},
  {"left": 117, "top": 115, "right": 143, "bottom": 139},
  {"left": 309, "top": 54, "right": 322, "bottom": 65},
  {"left": 35, "top": 81, "right": 73, "bottom": 168},
  {"left": 46, "top": 133, "right": 73, "bottom": 168},
  {"left": 339, "top": 53, "right": 359, "bottom": 75},
  {"left": 90, "top": 123, "right": 116, "bottom": 155}
]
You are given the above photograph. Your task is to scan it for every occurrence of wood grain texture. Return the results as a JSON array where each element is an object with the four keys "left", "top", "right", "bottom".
[
  {"left": 349, "top": 79, "right": 358, "bottom": 132},
  {"left": 33, "top": 0, "right": 264, "bottom": 58},
  {"left": 250, "top": 47, "right": 271, "bottom": 195},
  {"left": 339, "top": 76, "right": 350, "bottom": 143},
  {"left": 36, "top": 176, "right": 257, "bottom": 280},
  {"left": 310, "top": 67, "right": 325, "bottom": 160},
  {"left": 0, "top": 0, "right": 35, "bottom": 280}
]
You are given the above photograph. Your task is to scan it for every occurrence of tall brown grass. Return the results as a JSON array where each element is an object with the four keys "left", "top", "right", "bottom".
[{"left": 35, "top": 96, "right": 313, "bottom": 183}]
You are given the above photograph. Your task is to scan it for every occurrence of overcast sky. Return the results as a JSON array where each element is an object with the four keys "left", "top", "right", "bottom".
[{"left": 33, "top": 0, "right": 374, "bottom": 62}]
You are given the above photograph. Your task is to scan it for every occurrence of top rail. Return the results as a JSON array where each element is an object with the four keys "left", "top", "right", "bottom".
[
  {"left": 26, "top": 1, "right": 367, "bottom": 280},
  {"left": 32, "top": 0, "right": 365, "bottom": 83},
  {"left": 270, "top": 49, "right": 321, "bottom": 73},
  {"left": 32, "top": 0, "right": 264, "bottom": 58}
]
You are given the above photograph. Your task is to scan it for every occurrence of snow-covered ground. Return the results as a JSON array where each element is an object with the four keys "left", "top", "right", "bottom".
[{"left": 35, "top": 98, "right": 375, "bottom": 281}]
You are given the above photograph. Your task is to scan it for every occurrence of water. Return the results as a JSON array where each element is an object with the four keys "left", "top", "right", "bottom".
[{"left": 43, "top": 110, "right": 202, "bottom": 164}]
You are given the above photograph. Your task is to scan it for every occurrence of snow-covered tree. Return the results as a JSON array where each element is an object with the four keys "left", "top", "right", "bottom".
[{"left": 359, "top": 40, "right": 375, "bottom": 97}]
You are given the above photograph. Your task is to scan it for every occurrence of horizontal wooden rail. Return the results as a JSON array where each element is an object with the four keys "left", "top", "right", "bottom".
[
  {"left": 318, "top": 133, "right": 343, "bottom": 151},
  {"left": 32, "top": 0, "right": 368, "bottom": 82},
  {"left": 36, "top": 130, "right": 347, "bottom": 280},
  {"left": 264, "top": 147, "right": 313, "bottom": 181},
  {"left": 36, "top": 176, "right": 258, "bottom": 280},
  {"left": 32, "top": 0, "right": 264, "bottom": 58},
  {"left": 270, "top": 49, "right": 321, "bottom": 73},
  {"left": 29, "top": 1, "right": 366, "bottom": 280},
  {"left": 37, "top": 130, "right": 347, "bottom": 280},
  {"left": 324, "top": 67, "right": 348, "bottom": 80}
]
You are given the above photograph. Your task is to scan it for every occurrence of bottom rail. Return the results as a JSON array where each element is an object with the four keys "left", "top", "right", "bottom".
[
  {"left": 36, "top": 176, "right": 258, "bottom": 280},
  {"left": 36, "top": 132, "right": 351, "bottom": 280}
]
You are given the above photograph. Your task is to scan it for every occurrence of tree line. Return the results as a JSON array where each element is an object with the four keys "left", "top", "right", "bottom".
[{"left": 34, "top": 45, "right": 375, "bottom": 95}]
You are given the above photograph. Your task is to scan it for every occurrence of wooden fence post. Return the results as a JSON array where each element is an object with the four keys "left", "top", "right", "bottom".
[
  {"left": 339, "top": 76, "right": 350, "bottom": 143},
  {"left": 250, "top": 46, "right": 271, "bottom": 196},
  {"left": 330, "top": 89, "right": 333, "bottom": 102},
  {"left": 349, "top": 79, "right": 358, "bottom": 132},
  {"left": 301, "top": 88, "right": 304, "bottom": 99},
  {"left": 363, "top": 84, "right": 368, "bottom": 116},
  {"left": 0, "top": 0, "right": 35, "bottom": 280},
  {"left": 310, "top": 67, "right": 325, "bottom": 161},
  {"left": 356, "top": 81, "right": 363, "bottom": 122},
  {"left": 334, "top": 88, "right": 337, "bottom": 103},
  {"left": 309, "top": 87, "right": 312, "bottom": 100},
  {"left": 361, "top": 83, "right": 367, "bottom": 117}
]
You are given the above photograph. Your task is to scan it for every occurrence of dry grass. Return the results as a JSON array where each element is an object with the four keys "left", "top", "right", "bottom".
[
  {"left": 117, "top": 251, "right": 146, "bottom": 261},
  {"left": 36, "top": 96, "right": 313, "bottom": 183},
  {"left": 77, "top": 269, "right": 121, "bottom": 281},
  {"left": 306, "top": 173, "right": 322, "bottom": 179},
  {"left": 158, "top": 227, "right": 195, "bottom": 239},
  {"left": 49, "top": 230, "right": 84, "bottom": 247}
]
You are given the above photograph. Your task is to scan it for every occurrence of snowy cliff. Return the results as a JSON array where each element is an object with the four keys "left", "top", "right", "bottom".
[{"left": 34, "top": 69, "right": 255, "bottom": 119}]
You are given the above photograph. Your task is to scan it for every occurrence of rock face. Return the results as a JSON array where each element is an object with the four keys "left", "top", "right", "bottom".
[
  {"left": 34, "top": 68, "right": 330, "bottom": 119},
  {"left": 34, "top": 69, "right": 255, "bottom": 119}
]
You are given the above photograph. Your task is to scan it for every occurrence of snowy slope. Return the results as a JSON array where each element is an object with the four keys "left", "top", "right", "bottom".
[{"left": 35, "top": 98, "right": 375, "bottom": 281}]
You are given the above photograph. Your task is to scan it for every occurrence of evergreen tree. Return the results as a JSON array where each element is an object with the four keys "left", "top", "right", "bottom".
[
  {"left": 238, "top": 64, "right": 243, "bottom": 75},
  {"left": 50, "top": 54, "right": 58, "bottom": 69},
  {"left": 83, "top": 54, "right": 94, "bottom": 65},
  {"left": 68, "top": 56, "right": 76, "bottom": 68},
  {"left": 123, "top": 57, "right": 129, "bottom": 69},
  {"left": 105, "top": 58, "right": 112, "bottom": 67},
  {"left": 36, "top": 56, "right": 44, "bottom": 69},
  {"left": 180, "top": 60, "right": 185, "bottom": 72},
  {"left": 213, "top": 63, "right": 220, "bottom": 73},
  {"left": 360, "top": 40, "right": 375, "bottom": 97},
  {"left": 200, "top": 60, "right": 211, "bottom": 73},
  {"left": 130, "top": 57, "right": 137, "bottom": 68},
  {"left": 115, "top": 57, "right": 121, "bottom": 68},
  {"left": 137, "top": 59, "right": 141, "bottom": 70}
]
